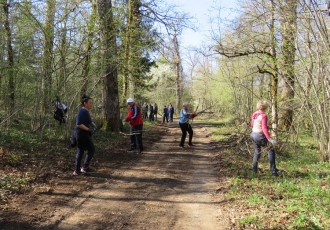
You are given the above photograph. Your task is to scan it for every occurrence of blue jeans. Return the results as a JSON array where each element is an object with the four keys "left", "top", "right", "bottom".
[{"left": 250, "top": 132, "right": 277, "bottom": 173}]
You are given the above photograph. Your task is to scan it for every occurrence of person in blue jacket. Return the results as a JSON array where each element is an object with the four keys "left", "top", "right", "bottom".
[{"left": 179, "top": 102, "right": 197, "bottom": 148}]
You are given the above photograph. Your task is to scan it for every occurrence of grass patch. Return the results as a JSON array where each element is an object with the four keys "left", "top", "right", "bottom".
[{"left": 208, "top": 119, "right": 330, "bottom": 229}]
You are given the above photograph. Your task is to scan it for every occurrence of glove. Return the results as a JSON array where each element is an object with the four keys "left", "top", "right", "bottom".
[
  {"left": 269, "top": 138, "right": 277, "bottom": 146},
  {"left": 89, "top": 123, "right": 97, "bottom": 134}
]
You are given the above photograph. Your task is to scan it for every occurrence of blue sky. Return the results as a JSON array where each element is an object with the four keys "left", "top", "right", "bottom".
[{"left": 168, "top": 0, "right": 239, "bottom": 48}]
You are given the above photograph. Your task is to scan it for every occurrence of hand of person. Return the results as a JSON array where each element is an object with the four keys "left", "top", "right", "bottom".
[
  {"left": 269, "top": 138, "right": 277, "bottom": 146},
  {"left": 88, "top": 123, "right": 97, "bottom": 134}
]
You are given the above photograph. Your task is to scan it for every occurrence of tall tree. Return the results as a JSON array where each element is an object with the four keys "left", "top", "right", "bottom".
[
  {"left": 278, "top": 0, "right": 298, "bottom": 130},
  {"left": 172, "top": 28, "right": 183, "bottom": 110},
  {"left": 40, "top": 0, "right": 56, "bottom": 126},
  {"left": 97, "top": 0, "right": 121, "bottom": 131},
  {"left": 3, "top": 0, "right": 15, "bottom": 118},
  {"left": 81, "top": 0, "right": 97, "bottom": 96}
]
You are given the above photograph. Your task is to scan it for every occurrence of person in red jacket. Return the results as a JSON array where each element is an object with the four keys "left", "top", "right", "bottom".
[
  {"left": 250, "top": 100, "right": 282, "bottom": 176},
  {"left": 124, "top": 98, "right": 144, "bottom": 154}
]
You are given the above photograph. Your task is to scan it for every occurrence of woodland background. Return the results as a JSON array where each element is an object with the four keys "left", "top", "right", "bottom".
[{"left": 0, "top": 0, "right": 329, "bottom": 162}]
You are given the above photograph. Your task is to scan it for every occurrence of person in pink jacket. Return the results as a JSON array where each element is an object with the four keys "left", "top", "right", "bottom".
[{"left": 250, "top": 100, "right": 283, "bottom": 176}]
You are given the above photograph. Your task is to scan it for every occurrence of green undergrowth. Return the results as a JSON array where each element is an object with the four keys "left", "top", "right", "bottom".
[{"left": 207, "top": 119, "right": 330, "bottom": 229}]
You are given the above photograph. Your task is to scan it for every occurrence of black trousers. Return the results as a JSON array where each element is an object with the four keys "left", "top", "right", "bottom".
[
  {"left": 163, "top": 114, "right": 168, "bottom": 123},
  {"left": 75, "top": 134, "right": 95, "bottom": 172},
  {"left": 130, "top": 124, "right": 143, "bottom": 151},
  {"left": 179, "top": 123, "right": 193, "bottom": 146}
]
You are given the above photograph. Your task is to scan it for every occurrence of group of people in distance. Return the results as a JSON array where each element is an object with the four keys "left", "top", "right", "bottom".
[
  {"left": 141, "top": 102, "right": 158, "bottom": 121},
  {"left": 162, "top": 103, "right": 175, "bottom": 123},
  {"left": 71, "top": 95, "right": 282, "bottom": 177}
]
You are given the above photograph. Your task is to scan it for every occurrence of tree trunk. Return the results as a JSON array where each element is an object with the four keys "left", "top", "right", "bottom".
[
  {"left": 173, "top": 31, "right": 183, "bottom": 111},
  {"left": 97, "top": 0, "right": 121, "bottom": 132},
  {"left": 127, "top": 0, "right": 142, "bottom": 99},
  {"left": 81, "top": 0, "right": 97, "bottom": 96},
  {"left": 269, "top": 0, "right": 279, "bottom": 138},
  {"left": 41, "top": 0, "right": 56, "bottom": 126},
  {"left": 279, "top": 0, "right": 298, "bottom": 131},
  {"left": 3, "top": 0, "right": 15, "bottom": 119}
]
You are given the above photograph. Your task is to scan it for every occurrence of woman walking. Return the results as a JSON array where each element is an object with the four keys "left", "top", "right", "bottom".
[{"left": 73, "top": 95, "right": 96, "bottom": 175}]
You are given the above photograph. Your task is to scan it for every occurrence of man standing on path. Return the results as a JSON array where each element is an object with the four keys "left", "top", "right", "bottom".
[
  {"left": 163, "top": 105, "right": 169, "bottom": 123},
  {"left": 154, "top": 103, "right": 158, "bottom": 121},
  {"left": 124, "top": 98, "right": 144, "bottom": 154},
  {"left": 149, "top": 103, "right": 154, "bottom": 121},
  {"left": 168, "top": 103, "right": 174, "bottom": 122},
  {"left": 179, "top": 102, "right": 197, "bottom": 148}
]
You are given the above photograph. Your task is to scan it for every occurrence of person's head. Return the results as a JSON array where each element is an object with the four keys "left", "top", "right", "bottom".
[
  {"left": 256, "top": 100, "right": 268, "bottom": 111},
  {"left": 127, "top": 98, "right": 135, "bottom": 107},
  {"left": 81, "top": 95, "right": 93, "bottom": 110},
  {"left": 182, "top": 102, "right": 189, "bottom": 109}
]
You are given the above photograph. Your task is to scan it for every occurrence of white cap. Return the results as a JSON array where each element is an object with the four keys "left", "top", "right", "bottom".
[{"left": 127, "top": 98, "right": 134, "bottom": 103}]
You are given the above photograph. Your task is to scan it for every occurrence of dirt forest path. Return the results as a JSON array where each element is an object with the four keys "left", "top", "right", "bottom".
[{"left": 1, "top": 122, "right": 232, "bottom": 230}]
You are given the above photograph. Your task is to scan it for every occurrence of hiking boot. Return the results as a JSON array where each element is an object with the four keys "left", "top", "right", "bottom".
[{"left": 73, "top": 170, "right": 80, "bottom": 176}]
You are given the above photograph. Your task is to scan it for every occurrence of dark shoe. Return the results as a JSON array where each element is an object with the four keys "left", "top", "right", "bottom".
[
  {"left": 179, "top": 145, "right": 184, "bottom": 149},
  {"left": 128, "top": 147, "right": 136, "bottom": 152},
  {"left": 188, "top": 143, "right": 194, "bottom": 147},
  {"left": 272, "top": 169, "right": 284, "bottom": 176}
]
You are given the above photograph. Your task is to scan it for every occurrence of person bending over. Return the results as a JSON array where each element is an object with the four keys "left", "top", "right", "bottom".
[{"left": 250, "top": 100, "right": 283, "bottom": 176}]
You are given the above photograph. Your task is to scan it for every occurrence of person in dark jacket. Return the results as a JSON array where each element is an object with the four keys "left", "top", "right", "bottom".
[
  {"left": 149, "top": 104, "right": 154, "bottom": 121},
  {"left": 168, "top": 103, "right": 174, "bottom": 122},
  {"left": 125, "top": 98, "right": 144, "bottom": 154},
  {"left": 163, "top": 105, "right": 169, "bottom": 123},
  {"left": 154, "top": 103, "right": 158, "bottom": 121},
  {"left": 73, "top": 95, "right": 96, "bottom": 175}
]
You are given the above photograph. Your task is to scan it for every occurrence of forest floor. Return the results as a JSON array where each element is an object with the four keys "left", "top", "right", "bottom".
[{"left": 0, "top": 121, "right": 239, "bottom": 230}]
